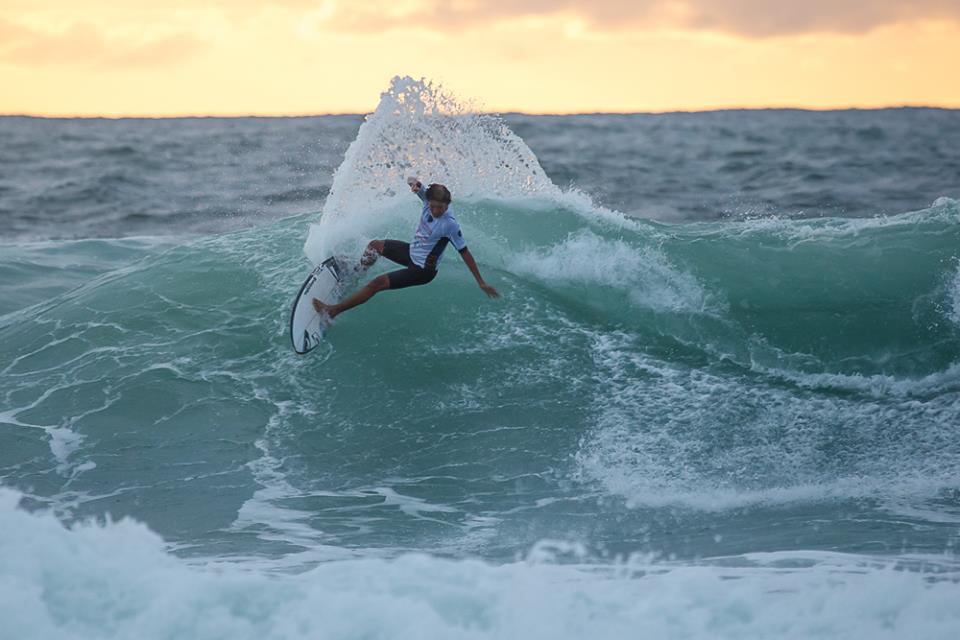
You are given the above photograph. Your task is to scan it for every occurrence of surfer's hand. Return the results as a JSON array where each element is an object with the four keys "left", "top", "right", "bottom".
[
  {"left": 407, "top": 176, "right": 421, "bottom": 192},
  {"left": 480, "top": 283, "right": 500, "bottom": 299}
]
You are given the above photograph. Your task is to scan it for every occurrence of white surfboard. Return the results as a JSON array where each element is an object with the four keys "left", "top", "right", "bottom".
[{"left": 289, "top": 255, "right": 354, "bottom": 354}]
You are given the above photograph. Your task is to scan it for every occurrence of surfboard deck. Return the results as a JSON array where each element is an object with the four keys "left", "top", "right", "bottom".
[{"left": 289, "top": 255, "right": 358, "bottom": 354}]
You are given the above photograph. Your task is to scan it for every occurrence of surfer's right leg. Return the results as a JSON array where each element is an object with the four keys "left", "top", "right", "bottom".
[
  {"left": 314, "top": 274, "right": 391, "bottom": 319},
  {"left": 313, "top": 262, "right": 435, "bottom": 319}
]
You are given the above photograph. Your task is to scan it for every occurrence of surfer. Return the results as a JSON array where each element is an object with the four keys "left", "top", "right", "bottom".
[{"left": 312, "top": 177, "right": 499, "bottom": 319}]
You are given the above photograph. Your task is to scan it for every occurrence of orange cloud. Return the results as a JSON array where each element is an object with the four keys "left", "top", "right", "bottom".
[{"left": 0, "top": 18, "right": 207, "bottom": 68}]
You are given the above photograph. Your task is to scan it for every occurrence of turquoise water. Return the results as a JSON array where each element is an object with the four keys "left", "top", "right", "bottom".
[{"left": 2, "top": 78, "right": 960, "bottom": 638}]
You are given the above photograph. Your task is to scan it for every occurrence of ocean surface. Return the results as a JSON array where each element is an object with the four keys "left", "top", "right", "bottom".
[{"left": 2, "top": 77, "right": 960, "bottom": 638}]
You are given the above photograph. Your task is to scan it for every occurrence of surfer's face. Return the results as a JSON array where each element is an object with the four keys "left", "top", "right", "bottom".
[{"left": 428, "top": 200, "right": 448, "bottom": 218}]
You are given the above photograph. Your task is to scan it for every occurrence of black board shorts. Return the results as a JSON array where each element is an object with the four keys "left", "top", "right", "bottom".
[{"left": 382, "top": 240, "right": 438, "bottom": 290}]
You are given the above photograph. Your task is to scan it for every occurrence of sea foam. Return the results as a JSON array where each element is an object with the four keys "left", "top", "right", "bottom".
[{"left": 3, "top": 489, "right": 960, "bottom": 640}]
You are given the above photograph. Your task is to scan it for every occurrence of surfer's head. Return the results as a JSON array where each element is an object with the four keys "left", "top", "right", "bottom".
[{"left": 426, "top": 183, "right": 451, "bottom": 217}]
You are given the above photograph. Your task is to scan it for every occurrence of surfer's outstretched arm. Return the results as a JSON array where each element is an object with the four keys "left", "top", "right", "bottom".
[{"left": 459, "top": 248, "right": 499, "bottom": 299}]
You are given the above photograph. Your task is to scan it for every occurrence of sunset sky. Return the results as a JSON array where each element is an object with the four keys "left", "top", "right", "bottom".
[{"left": 2, "top": 0, "right": 959, "bottom": 116}]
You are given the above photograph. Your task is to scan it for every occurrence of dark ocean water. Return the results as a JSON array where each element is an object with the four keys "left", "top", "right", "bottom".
[
  {"left": 3, "top": 106, "right": 957, "bottom": 241},
  {"left": 1, "top": 78, "right": 960, "bottom": 639}
]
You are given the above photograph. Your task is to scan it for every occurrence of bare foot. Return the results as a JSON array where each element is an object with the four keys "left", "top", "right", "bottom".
[{"left": 312, "top": 298, "right": 336, "bottom": 320}]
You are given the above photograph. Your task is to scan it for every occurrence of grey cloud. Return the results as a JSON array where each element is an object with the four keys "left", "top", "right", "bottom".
[
  {"left": 681, "top": 0, "right": 960, "bottom": 36},
  {"left": 330, "top": 0, "right": 960, "bottom": 36}
]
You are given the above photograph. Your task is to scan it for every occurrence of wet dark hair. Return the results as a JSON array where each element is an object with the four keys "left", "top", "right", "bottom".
[{"left": 425, "top": 183, "right": 452, "bottom": 204}]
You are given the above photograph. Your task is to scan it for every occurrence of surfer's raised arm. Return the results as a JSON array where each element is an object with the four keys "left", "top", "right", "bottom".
[{"left": 407, "top": 176, "right": 426, "bottom": 201}]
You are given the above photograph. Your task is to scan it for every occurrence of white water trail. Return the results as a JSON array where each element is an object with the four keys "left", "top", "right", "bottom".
[{"left": 303, "top": 76, "right": 560, "bottom": 264}]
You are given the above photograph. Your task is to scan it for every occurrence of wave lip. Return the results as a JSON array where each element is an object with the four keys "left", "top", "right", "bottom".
[{"left": 510, "top": 229, "right": 719, "bottom": 315}]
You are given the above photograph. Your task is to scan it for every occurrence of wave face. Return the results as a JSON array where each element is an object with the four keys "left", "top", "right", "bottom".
[{"left": 2, "top": 79, "right": 960, "bottom": 637}]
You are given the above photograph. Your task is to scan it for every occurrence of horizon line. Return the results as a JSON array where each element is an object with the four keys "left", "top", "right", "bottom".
[{"left": 2, "top": 103, "right": 958, "bottom": 120}]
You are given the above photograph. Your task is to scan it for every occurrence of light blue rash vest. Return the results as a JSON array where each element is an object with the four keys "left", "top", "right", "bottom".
[{"left": 409, "top": 185, "right": 468, "bottom": 269}]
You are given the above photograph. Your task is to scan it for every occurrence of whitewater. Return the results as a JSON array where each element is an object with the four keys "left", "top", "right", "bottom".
[{"left": 1, "top": 77, "right": 959, "bottom": 639}]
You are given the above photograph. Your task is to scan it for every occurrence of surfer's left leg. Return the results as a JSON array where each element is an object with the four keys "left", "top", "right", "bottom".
[
  {"left": 359, "top": 240, "right": 385, "bottom": 270},
  {"left": 313, "top": 274, "right": 390, "bottom": 319},
  {"left": 360, "top": 239, "right": 411, "bottom": 271}
]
